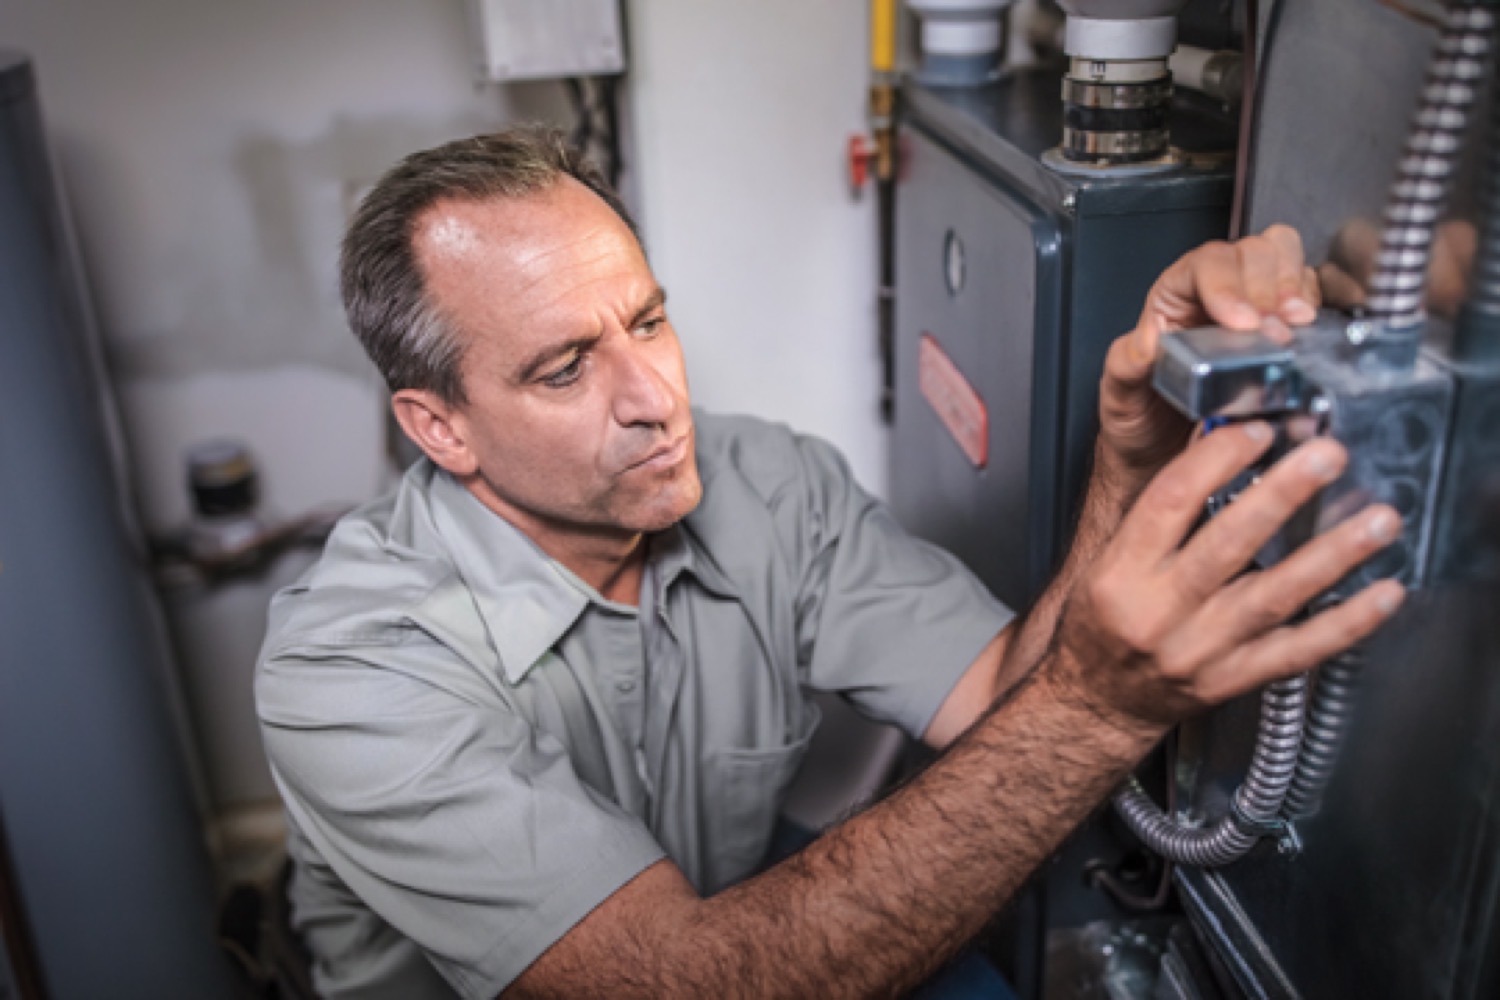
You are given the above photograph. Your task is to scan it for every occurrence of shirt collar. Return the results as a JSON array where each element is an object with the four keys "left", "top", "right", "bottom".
[
  {"left": 424, "top": 469, "right": 737, "bottom": 685},
  {"left": 427, "top": 471, "right": 590, "bottom": 685},
  {"left": 662, "top": 519, "right": 738, "bottom": 601}
]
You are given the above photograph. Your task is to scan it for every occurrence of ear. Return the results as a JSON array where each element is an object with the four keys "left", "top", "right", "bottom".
[{"left": 391, "top": 389, "right": 479, "bottom": 478}]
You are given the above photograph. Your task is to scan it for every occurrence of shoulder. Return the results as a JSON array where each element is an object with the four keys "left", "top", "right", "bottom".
[
  {"left": 693, "top": 410, "right": 856, "bottom": 512},
  {"left": 259, "top": 461, "right": 474, "bottom": 661},
  {"left": 686, "top": 411, "right": 870, "bottom": 581},
  {"left": 255, "top": 463, "right": 510, "bottom": 738}
]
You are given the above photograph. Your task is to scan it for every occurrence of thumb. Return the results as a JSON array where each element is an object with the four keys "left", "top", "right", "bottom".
[{"left": 1106, "top": 315, "right": 1165, "bottom": 392}]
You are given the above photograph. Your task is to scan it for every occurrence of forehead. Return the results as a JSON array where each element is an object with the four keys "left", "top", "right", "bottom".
[{"left": 413, "top": 178, "right": 652, "bottom": 361}]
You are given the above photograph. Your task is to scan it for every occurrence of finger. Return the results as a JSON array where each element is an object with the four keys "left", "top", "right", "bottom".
[
  {"left": 1301, "top": 265, "right": 1323, "bottom": 311},
  {"left": 1441, "top": 218, "right": 1477, "bottom": 273},
  {"left": 1104, "top": 326, "right": 1156, "bottom": 391},
  {"left": 1237, "top": 236, "right": 1287, "bottom": 320},
  {"left": 1429, "top": 219, "right": 1477, "bottom": 318},
  {"left": 1260, "top": 314, "right": 1294, "bottom": 346},
  {"left": 1185, "top": 242, "right": 1267, "bottom": 331},
  {"left": 1114, "top": 421, "right": 1275, "bottom": 562},
  {"left": 1168, "top": 437, "right": 1349, "bottom": 598},
  {"left": 1260, "top": 224, "right": 1317, "bottom": 323},
  {"left": 1226, "top": 502, "right": 1402, "bottom": 633},
  {"left": 1158, "top": 501, "right": 1400, "bottom": 668},
  {"left": 1318, "top": 261, "right": 1368, "bottom": 312},
  {"left": 1139, "top": 240, "right": 1248, "bottom": 337},
  {"left": 1194, "top": 579, "right": 1405, "bottom": 702},
  {"left": 1328, "top": 218, "right": 1381, "bottom": 285}
]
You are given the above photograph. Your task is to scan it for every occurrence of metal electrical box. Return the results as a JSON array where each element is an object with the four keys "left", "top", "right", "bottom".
[
  {"left": 890, "top": 73, "right": 1235, "bottom": 613},
  {"left": 894, "top": 4, "right": 1500, "bottom": 995},
  {"left": 1163, "top": 3, "right": 1500, "bottom": 996},
  {"left": 468, "top": 0, "right": 625, "bottom": 82}
]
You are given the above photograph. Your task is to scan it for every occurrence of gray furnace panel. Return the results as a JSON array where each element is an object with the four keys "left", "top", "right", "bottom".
[
  {"left": 891, "top": 128, "right": 1058, "bottom": 612},
  {"left": 890, "top": 70, "right": 1234, "bottom": 614}
]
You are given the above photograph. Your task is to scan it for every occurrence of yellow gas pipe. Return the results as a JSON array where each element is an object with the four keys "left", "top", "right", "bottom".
[
  {"left": 871, "top": 0, "right": 899, "bottom": 419},
  {"left": 870, "top": 0, "right": 898, "bottom": 183}
]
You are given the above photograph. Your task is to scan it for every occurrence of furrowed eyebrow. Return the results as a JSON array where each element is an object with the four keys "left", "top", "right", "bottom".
[
  {"left": 514, "top": 287, "right": 667, "bottom": 384},
  {"left": 516, "top": 332, "right": 601, "bottom": 384},
  {"left": 627, "top": 287, "right": 668, "bottom": 330}
]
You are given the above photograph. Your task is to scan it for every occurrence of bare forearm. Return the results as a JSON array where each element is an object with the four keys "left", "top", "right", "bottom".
[
  {"left": 524, "top": 664, "right": 1159, "bottom": 1000},
  {"left": 997, "top": 443, "right": 1141, "bottom": 686}
]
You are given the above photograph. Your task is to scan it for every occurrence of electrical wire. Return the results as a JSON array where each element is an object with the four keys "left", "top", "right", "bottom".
[
  {"left": 1086, "top": 731, "right": 1177, "bottom": 912},
  {"left": 566, "top": 75, "right": 623, "bottom": 188}
]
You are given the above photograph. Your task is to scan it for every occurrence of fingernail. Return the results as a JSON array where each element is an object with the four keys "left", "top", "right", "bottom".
[
  {"left": 1261, "top": 316, "right": 1293, "bottom": 344},
  {"left": 1284, "top": 297, "right": 1316, "bottom": 323},
  {"left": 1303, "top": 444, "right": 1343, "bottom": 481},
  {"left": 1366, "top": 508, "right": 1401, "bottom": 544},
  {"left": 1225, "top": 303, "right": 1261, "bottom": 329},
  {"left": 1376, "top": 585, "right": 1406, "bottom": 615},
  {"left": 1243, "top": 421, "right": 1273, "bottom": 444}
]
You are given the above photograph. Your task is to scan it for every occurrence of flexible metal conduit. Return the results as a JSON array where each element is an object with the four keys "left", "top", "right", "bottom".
[
  {"left": 1117, "top": 0, "right": 1498, "bottom": 873},
  {"left": 1283, "top": 647, "right": 1365, "bottom": 818},
  {"left": 1113, "top": 675, "right": 1307, "bottom": 868},
  {"left": 1367, "top": 2, "right": 1496, "bottom": 329}
]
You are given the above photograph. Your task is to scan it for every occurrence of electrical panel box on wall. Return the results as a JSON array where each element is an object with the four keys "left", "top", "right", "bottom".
[{"left": 468, "top": 0, "right": 625, "bottom": 81}]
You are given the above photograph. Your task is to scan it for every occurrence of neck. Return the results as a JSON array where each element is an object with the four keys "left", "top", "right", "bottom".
[
  {"left": 461, "top": 474, "right": 648, "bottom": 605},
  {"left": 568, "top": 538, "right": 647, "bottom": 605}
]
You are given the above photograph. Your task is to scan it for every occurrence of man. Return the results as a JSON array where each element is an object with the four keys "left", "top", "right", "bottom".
[{"left": 256, "top": 128, "right": 1404, "bottom": 999}]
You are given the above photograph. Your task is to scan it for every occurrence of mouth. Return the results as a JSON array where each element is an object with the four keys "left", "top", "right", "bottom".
[{"left": 627, "top": 433, "right": 691, "bottom": 473}]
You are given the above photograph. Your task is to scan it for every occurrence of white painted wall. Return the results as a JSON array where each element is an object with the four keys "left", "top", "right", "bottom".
[{"left": 626, "top": 0, "right": 889, "bottom": 496}]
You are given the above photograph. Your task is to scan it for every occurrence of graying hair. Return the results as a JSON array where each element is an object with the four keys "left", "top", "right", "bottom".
[{"left": 340, "top": 126, "right": 637, "bottom": 406}]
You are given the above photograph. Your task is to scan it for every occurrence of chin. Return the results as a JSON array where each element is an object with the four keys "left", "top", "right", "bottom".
[{"left": 627, "top": 475, "right": 703, "bottom": 533}]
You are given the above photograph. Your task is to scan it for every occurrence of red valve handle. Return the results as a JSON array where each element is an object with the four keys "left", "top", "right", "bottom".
[{"left": 848, "top": 133, "right": 871, "bottom": 191}]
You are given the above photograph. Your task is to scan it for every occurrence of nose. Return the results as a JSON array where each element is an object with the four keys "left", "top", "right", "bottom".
[{"left": 611, "top": 337, "right": 677, "bottom": 428}]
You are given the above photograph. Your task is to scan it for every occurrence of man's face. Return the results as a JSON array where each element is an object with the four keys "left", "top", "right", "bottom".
[{"left": 410, "top": 177, "right": 701, "bottom": 553}]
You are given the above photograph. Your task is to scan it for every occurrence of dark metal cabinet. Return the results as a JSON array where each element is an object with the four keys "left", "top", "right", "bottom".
[
  {"left": 891, "top": 71, "right": 1234, "bottom": 612},
  {"left": 0, "top": 52, "right": 233, "bottom": 999}
]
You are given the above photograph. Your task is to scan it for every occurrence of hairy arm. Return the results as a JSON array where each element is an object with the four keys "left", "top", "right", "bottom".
[
  {"left": 923, "top": 442, "right": 1131, "bottom": 747},
  {"left": 510, "top": 663, "right": 1153, "bottom": 1000},
  {"left": 506, "top": 421, "right": 1403, "bottom": 999},
  {"left": 927, "top": 225, "right": 1323, "bottom": 743}
]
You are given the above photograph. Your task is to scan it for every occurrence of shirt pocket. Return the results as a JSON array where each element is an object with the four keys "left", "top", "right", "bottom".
[{"left": 703, "top": 700, "right": 822, "bottom": 894}]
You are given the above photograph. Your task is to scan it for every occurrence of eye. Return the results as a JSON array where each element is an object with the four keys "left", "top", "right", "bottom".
[
  {"left": 636, "top": 315, "right": 666, "bottom": 339},
  {"left": 541, "top": 355, "right": 584, "bottom": 388}
]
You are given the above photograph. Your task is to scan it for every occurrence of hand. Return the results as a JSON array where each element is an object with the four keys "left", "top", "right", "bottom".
[
  {"left": 1318, "top": 217, "right": 1476, "bottom": 320},
  {"left": 1050, "top": 420, "right": 1404, "bottom": 734},
  {"left": 1097, "top": 225, "right": 1321, "bottom": 495}
]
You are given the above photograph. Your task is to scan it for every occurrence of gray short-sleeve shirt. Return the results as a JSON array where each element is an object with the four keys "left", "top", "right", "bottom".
[{"left": 256, "top": 412, "right": 1012, "bottom": 999}]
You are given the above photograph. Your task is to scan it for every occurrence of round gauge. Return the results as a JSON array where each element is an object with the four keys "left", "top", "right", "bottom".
[{"left": 943, "top": 229, "right": 966, "bottom": 296}]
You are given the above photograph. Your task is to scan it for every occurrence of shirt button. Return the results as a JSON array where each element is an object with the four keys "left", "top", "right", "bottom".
[{"left": 617, "top": 679, "right": 636, "bottom": 693}]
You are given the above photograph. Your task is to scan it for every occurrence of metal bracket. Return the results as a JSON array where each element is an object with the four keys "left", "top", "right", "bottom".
[{"left": 1229, "top": 799, "right": 1303, "bottom": 857}]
